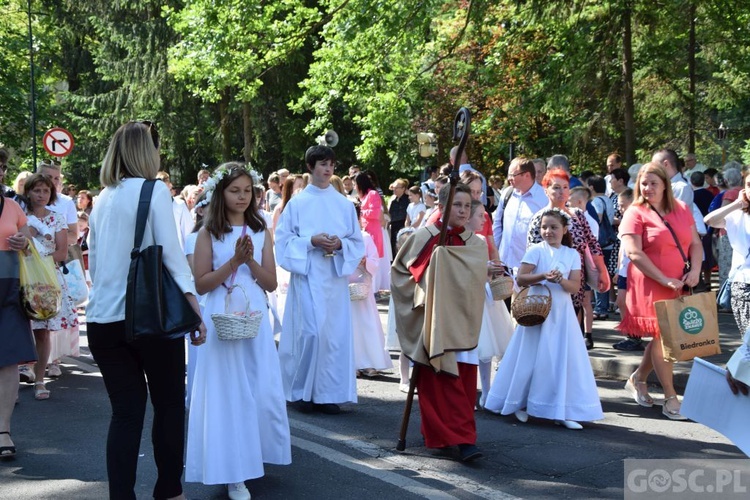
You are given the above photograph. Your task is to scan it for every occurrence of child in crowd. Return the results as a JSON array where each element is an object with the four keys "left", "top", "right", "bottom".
[
  {"left": 467, "top": 200, "right": 512, "bottom": 408},
  {"left": 569, "top": 186, "right": 598, "bottom": 345},
  {"left": 186, "top": 163, "right": 290, "bottom": 500},
  {"left": 484, "top": 208, "right": 603, "bottom": 430},
  {"left": 612, "top": 188, "right": 644, "bottom": 352},
  {"left": 386, "top": 227, "right": 416, "bottom": 392},
  {"left": 405, "top": 186, "right": 426, "bottom": 228},
  {"left": 420, "top": 189, "right": 438, "bottom": 228},
  {"left": 351, "top": 206, "right": 392, "bottom": 377}
]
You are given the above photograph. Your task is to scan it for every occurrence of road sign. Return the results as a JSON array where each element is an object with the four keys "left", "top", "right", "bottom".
[{"left": 43, "top": 128, "right": 75, "bottom": 157}]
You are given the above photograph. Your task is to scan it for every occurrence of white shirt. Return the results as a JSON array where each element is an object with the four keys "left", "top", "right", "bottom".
[
  {"left": 492, "top": 182, "right": 548, "bottom": 270},
  {"left": 87, "top": 178, "right": 196, "bottom": 323},
  {"left": 172, "top": 198, "right": 193, "bottom": 251},
  {"left": 406, "top": 202, "right": 426, "bottom": 225},
  {"left": 48, "top": 192, "right": 77, "bottom": 225},
  {"left": 670, "top": 172, "right": 694, "bottom": 206},
  {"left": 724, "top": 210, "right": 750, "bottom": 284}
]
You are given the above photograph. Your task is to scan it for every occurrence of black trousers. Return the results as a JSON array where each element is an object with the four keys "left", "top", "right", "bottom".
[{"left": 88, "top": 321, "right": 185, "bottom": 500}]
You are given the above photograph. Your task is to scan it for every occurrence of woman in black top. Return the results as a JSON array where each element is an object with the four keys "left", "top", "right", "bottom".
[{"left": 388, "top": 178, "right": 410, "bottom": 256}]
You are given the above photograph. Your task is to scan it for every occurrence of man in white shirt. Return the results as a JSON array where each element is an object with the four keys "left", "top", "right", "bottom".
[
  {"left": 39, "top": 160, "right": 77, "bottom": 246},
  {"left": 275, "top": 145, "right": 365, "bottom": 415},
  {"left": 492, "top": 157, "right": 548, "bottom": 273},
  {"left": 450, "top": 146, "right": 493, "bottom": 207},
  {"left": 652, "top": 149, "right": 694, "bottom": 206},
  {"left": 683, "top": 153, "right": 706, "bottom": 178}
]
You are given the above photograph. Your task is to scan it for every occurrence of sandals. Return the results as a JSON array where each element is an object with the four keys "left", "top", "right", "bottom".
[
  {"left": 662, "top": 395, "right": 688, "bottom": 421},
  {"left": 34, "top": 382, "right": 50, "bottom": 401},
  {"left": 624, "top": 372, "right": 653, "bottom": 407},
  {"left": 0, "top": 431, "right": 16, "bottom": 459}
]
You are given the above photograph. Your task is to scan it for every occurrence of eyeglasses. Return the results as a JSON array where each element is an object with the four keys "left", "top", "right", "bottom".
[
  {"left": 40, "top": 159, "right": 62, "bottom": 167},
  {"left": 138, "top": 120, "right": 160, "bottom": 149},
  {"left": 0, "top": 164, "right": 7, "bottom": 172},
  {"left": 508, "top": 171, "right": 527, "bottom": 178}
]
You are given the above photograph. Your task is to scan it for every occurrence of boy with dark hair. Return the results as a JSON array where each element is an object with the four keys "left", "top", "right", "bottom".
[{"left": 276, "top": 145, "right": 365, "bottom": 415}]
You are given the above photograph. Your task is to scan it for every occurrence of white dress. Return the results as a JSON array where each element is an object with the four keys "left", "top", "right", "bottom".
[
  {"left": 374, "top": 226, "right": 392, "bottom": 293},
  {"left": 484, "top": 242, "right": 604, "bottom": 422},
  {"left": 350, "top": 232, "right": 392, "bottom": 370},
  {"left": 186, "top": 226, "right": 291, "bottom": 485},
  {"left": 477, "top": 282, "right": 514, "bottom": 362}
]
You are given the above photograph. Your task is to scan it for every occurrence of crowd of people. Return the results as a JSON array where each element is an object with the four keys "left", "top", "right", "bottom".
[{"left": 2, "top": 130, "right": 750, "bottom": 499}]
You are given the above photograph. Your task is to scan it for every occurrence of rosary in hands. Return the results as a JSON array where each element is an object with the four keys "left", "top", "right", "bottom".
[{"left": 545, "top": 269, "right": 563, "bottom": 284}]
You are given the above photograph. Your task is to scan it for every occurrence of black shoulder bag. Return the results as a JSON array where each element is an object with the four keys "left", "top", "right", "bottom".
[
  {"left": 125, "top": 180, "right": 201, "bottom": 342},
  {"left": 648, "top": 204, "right": 691, "bottom": 281}
]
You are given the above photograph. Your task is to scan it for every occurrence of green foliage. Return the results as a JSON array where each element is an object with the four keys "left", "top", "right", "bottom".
[{"left": 1, "top": 0, "right": 749, "bottom": 191}]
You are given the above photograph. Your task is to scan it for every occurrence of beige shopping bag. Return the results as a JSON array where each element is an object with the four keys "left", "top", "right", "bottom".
[{"left": 654, "top": 292, "right": 721, "bottom": 362}]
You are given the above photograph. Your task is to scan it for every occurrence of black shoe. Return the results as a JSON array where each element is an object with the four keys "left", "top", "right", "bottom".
[
  {"left": 293, "top": 400, "right": 315, "bottom": 413},
  {"left": 314, "top": 403, "right": 341, "bottom": 415},
  {"left": 593, "top": 313, "right": 608, "bottom": 320},
  {"left": 612, "top": 338, "right": 645, "bottom": 351},
  {"left": 458, "top": 444, "right": 483, "bottom": 462},
  {"left": 584, "top": 332, "right": 594, "bottom": 350}
]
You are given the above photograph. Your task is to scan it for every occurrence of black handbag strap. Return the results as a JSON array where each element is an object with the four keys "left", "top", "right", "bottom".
[
  {"left": 132, "top": 180, "right": 157, "bottom": 258},
  {"left": 648, "top": 203, "right": 689, "bottom": 270},
  {"left": 0, "top": 194, "right": 5, "bottom": 219}
]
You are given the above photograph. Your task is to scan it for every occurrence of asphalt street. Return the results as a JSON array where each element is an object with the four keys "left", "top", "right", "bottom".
[{"left": 1, "top": 307, "right": 746, "bottom": 499}]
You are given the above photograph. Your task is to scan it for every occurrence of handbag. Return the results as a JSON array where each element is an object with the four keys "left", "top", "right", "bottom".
[
  {"left": 125, "top": 180, "right": 201, "bottom": 342},
  {"left": 583, "top": 246, "right": 599, "bottom": 289},
  {"left": 655, "top": 291, "right": 721, "bottom": 362},
  {"left": 60, "top": 259, "right": 88, "bottom": 306},
  {"left": 594, "top": 197, "right": 617, "bottom": 248},
  {"left": 717, "top": 247, "right": 750, "bottom": 310},
  {"left": 18, "top": 242, "right": 62, "bottom": 320}
]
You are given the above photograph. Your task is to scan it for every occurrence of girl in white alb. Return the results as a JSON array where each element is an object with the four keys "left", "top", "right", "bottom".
[
  {"left": 484, "top": 208, "right": 603, "bottom": 429},
  {"left": 186, "top": 164, "right": 291, "bottom": 500}
]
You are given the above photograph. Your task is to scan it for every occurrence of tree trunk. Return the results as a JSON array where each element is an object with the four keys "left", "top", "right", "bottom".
[
  {"left": 688, "top": 2, "right": 696, "bottom": 154},
  {"left": 621, "top": 1, "right": 636, "bottom": 166},
  {"left": 242, "top": 101, "right": 252, "bottom": 164},
  {"left": 219, "top": 89, "right": 231, "bottom": 161}
]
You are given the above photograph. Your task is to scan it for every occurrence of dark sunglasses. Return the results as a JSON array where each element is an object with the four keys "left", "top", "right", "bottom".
[
  {"left": 138, "top": 120, "right": 160, "bottom": 149},
  {"left": 40, "top": 158, "right": 62, "bottom": 167}
]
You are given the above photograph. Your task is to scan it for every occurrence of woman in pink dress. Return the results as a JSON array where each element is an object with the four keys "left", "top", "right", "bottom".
[
  {"left": 356, "top": 173, "right": 384, "bottom": 259},
  {"left": 617, "top": 163, "right": 702, "bottom": 420}
]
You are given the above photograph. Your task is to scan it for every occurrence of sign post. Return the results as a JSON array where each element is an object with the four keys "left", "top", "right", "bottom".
[{"left": 42, "top": 128, "right": 75, "bottom": 158}]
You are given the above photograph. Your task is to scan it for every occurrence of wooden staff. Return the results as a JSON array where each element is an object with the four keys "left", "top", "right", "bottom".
[{"left": 396, "top": 107, "right": 471, "bottom": 452}]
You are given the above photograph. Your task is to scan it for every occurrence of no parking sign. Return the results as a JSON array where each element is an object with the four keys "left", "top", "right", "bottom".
[{"left": 43, "top": 128, "right": 75, "bottom": 157}]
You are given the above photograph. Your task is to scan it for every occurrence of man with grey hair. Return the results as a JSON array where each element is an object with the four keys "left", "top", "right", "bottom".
[
  {"left": 652, "top": 149, "right": 693, "bottom": 206},
  {"left": 38, "top": 160, "right": 77, "bottom": 246},
  {"left": 546, "top": 154, "right": 582, "bottom": 187},
  {"left": 683, "top": 153, "right": 706, "bottom": 177},
  {"left": 532, "top": 158, "right": 546, "bottom": 184}
]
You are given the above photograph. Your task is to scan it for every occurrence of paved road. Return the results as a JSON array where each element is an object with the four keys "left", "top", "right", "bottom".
[{"left": 1, "top": 307, "right": 745, "bottom": 499}]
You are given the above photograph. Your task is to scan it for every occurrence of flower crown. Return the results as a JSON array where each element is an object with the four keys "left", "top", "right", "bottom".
[
  {"left": 542, "top": 207, "right": 572, "bottom": 223},
  {"left": 199, "top": 164, "right": 262, "bottom": 207}
]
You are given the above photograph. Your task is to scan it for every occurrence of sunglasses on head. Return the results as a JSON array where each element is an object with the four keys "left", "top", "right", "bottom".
[
  {"left": 137, "top": 120, "right": 160, "bottom": 149},
  {"left": 40, "top": 158, "right": 62, "bottom": 167}
]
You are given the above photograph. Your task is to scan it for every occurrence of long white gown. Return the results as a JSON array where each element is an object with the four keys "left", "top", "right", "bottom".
[
  {"left": 186, "top": 226, "right": 291, "bottom": 485},
  {"left": 350, "top": 232, "right": 392, "bottom": 371},
  {"left": 484, "top": 242, "right": 604, "bottom": 422},
  {"left": 275, "top": 184, "right": 365, "bottom": 404}
]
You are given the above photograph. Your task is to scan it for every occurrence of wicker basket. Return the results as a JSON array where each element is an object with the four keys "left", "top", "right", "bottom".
[
  {"left": 489, "top": 273, "right": 514, "bottom": 301},
  {"left": 349, "top": 282, "right": 370, "bottom": 301},
  {"left": 213, "top": 285, "right": 262, "bottom": 341},
  {"left": 511, "top": 284, "right": 552, "bottom": 327}
]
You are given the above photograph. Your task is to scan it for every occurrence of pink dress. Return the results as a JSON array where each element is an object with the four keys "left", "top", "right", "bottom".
[
  {"left": 617, "top": 201, "right": 694, "bottom": 338},
  {"left": 360, "top": 189, "right": 384, "bottom": 258}
]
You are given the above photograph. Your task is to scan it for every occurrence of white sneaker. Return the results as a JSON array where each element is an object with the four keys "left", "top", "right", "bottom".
[
  {"left": 47, "top": 362, "right": 62, "bottom": 378},
  {"left": 227, "top": 482, "right": 251, "bottom": 500},
  {"left": 19, "top": 365, "right": 35, "bottom": 384}
]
